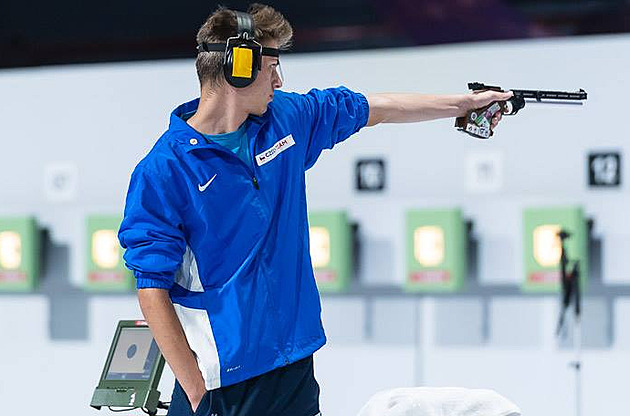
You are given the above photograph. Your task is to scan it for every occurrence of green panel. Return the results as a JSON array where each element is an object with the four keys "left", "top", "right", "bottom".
[
  {"left": 523, "top": 206, "right": 588, "bottom": 293},
  {"left": 308, "top": 211, "right": 352, "bottom": 293},
  {"left": 405, "top": 208, "right": 467, "bottom": 292},
  {"left": 86, "top": 215, "right": 133, "bottom": 292},
  {"left": 0, "top": 216, "right": 39, "bottom": 292}
]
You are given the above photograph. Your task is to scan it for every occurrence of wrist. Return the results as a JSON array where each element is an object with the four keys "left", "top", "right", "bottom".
[
  {"left": 188, "top": 383, "right": 206, "bottom": 399},
  {"left": 457, "top": 94, "right": 473, "bottom": 117}
]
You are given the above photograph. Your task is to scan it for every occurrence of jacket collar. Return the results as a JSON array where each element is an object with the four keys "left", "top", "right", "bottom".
[{"left": 168, "top": 98, "right": 270, "bottom": 152}]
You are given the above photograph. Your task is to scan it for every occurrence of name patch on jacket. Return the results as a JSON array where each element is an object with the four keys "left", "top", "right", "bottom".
[{"left": 255, "top": 134, "right": 295, "bottom": 166}]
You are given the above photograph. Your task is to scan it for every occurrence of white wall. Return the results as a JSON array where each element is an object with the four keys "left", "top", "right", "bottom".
[{"left": 1, "top": 34, "right": 629, "bottom": 416}]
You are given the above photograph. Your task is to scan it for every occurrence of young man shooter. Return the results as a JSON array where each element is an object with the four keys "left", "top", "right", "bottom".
[{"left": 118, "top": 4, "right": 511, "bottom": 416}]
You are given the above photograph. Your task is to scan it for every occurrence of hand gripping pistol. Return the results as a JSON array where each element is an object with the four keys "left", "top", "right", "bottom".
[{"left": 455, "top": 82, "right": 588, "bottom": 139}]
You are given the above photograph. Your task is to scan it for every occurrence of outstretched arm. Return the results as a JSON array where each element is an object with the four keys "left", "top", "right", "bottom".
[{"left": 365, "top": 90, "right": 514, "bottom": 127}]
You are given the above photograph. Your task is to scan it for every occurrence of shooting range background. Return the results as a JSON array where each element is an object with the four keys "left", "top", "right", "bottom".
[{"left": 1, "top": 34, "right": 629, "bottom": 416}]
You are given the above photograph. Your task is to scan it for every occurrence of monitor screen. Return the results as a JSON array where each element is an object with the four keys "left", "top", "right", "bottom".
[{"left": 105, "top": 327, "right": 160, "bottom": 381}]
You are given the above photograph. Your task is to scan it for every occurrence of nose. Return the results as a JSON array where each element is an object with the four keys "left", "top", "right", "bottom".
[{"left": 272, "top": 68, "right": 282, "bottom": 89}]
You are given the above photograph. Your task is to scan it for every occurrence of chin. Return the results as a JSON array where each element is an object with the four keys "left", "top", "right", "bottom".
[{"left": 251, "top": 105, "right": 269, "bottom": 117}]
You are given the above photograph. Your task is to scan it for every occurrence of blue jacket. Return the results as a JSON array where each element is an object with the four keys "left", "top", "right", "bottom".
[{"left": 119, "top": 87, "right": 369, "bottom": 389}]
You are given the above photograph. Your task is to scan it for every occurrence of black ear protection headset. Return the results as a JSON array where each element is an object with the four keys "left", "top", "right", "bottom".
[{"left": 197, "top": 11, "right": 280, "bottom": 88}]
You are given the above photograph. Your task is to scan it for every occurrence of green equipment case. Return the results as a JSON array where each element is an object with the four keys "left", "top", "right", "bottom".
[
  {"left": 523, "top": 206, "right": 588, "bottom": 293},
  {"left": 308, "top": 211, "right": 353, "bottom": 293},
  {"left": 86, "top": 215, "right": 133, "bottom": 292},
  {"left": 406, "top": 208, "right": 467, "bottom": 292},
  {"left": 0, "top": 216, "right": 40, "bottom": 292}
]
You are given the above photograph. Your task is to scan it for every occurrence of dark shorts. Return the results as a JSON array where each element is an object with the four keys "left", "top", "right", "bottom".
[{"left": 167, "top": 356, "right": 321, "bottom": 416}]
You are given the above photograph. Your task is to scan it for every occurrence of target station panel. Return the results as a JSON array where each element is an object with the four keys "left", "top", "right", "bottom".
[
  {"left": 91, "top": 320, "right": 165, "bottom": 413},
  {"left": 0, "top": 216, "right": 39, "bottom": 292},
  {"left": 86, "top": 215, "right": 133, "bottom": 292},
  {"left": 406, "top": 208, "right": 467, "bottom": 292},
  {"left": 308, "top": 211, "right": 352, "bottom": 293},
  {"left": 523, "top": 206, "right": 588, "bottom": 293}
]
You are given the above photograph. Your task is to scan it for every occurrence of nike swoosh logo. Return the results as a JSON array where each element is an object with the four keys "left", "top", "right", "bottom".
[{"left": 198, "top": 174, "right": 217, "bottom": 192}]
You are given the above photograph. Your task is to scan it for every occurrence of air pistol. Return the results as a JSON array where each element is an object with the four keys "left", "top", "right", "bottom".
[{"left": 455, "top": 82, "right": 588, "bottom": 139}]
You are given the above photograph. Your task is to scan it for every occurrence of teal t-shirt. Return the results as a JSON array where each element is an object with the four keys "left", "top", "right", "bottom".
[
  {"left": 182, "top": 111, "right": 252, "bottom": 166},
  {"left": 202, "top": 123, "right": 251, "bottom": 167}
]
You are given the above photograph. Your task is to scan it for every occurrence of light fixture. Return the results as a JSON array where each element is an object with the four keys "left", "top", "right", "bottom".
[
  {"left": 92, "top": 229, "right": 121, "bottom": 269},
  {"left": 533, "top": 224, "right": 562, "bottom": 267},
  {"left": 0, "top": 231, "right": 22, "bottom": 270},
  {"left": 414, "top": 226, "right": 445, "bottom": 267},
  {"left": 309, "top": 226, "right": 331, "bottom": 268}
]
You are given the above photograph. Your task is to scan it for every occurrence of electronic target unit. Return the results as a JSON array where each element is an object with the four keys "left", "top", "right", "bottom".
[
  {"left": 308, "top": 211, "right": 352, "bottom": 293},
  {"left": 523, "top": 206, "right": 588, "bottom": 293},
  {"left": 91, "top": 320, "right": 166, "bottom": 415},
  {"left": 406, "top": 208, "right": 467, "bottom": 292},
  {"left": 86, "top": 215, "right": 133, "bottom": 291},
  {"left": 0, "top": 216, "right": 40, "bottom": 292}
]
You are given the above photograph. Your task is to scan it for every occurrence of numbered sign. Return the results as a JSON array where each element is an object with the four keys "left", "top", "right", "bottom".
[
  {"left": 465, "top": 152, "right": 504, "bottom": 193},
  {"left": 589, "top": 152, "right": 621, "bottom": 187},
  {"left": 308, "top": 211, "right": 352, "bottom": 292},
  {"left": 0, "top": 217, "right": 39, "bottom": 292},
  {"left": 355, "top": 159, "right": 386, "bottom": 191},
  {"left": 86, "top": 215, "right": 133, "bottom": 292},
  {"left": 406, "top": 209, "right": 467, "bottom": 292},
  {"left": 44, "top": 163, "right": 78, "bottom": 202},
  {"left": 523, "top": 207, "right": 588, "bottom": 292}
]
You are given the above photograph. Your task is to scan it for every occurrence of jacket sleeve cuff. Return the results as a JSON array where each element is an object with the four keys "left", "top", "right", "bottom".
[
  {"left": 135, "top": 273, "right": 174, "bottom": 290},
  {"left": 356, "top": 92, "right": 370, "bottom": 130}
]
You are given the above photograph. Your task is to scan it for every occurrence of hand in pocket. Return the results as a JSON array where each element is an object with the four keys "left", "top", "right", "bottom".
[{"left": 192, "top": 390, "right": 211, "bottom": 416}]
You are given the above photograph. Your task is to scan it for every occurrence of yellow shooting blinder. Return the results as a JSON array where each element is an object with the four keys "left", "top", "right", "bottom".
[{"left": 231, "top": 47, "right": 254, "bottom": 79}]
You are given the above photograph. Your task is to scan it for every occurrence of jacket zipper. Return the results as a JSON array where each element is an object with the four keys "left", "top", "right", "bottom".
[
  {"left": 194, "top": 139, "right": 260, "bottom": 190},
  {"left": 248, "top": 130, "right": 260, "bottom": 190}
]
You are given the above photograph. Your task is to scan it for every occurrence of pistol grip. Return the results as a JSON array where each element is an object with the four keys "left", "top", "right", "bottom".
[{"left": 456, "top": 100, "right": 506, "bottom": 139}]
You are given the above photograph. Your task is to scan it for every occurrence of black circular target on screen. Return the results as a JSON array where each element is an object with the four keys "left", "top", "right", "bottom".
[{"left": 127, "top": 344, "right": 138, "bottom": 359}]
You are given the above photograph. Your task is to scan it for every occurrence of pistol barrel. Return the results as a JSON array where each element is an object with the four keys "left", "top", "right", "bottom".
[
  {"left": 512, "top": 89, "right": 587, "bottom": 101},
  {"left": 468, "top": 82, "right": 587, "bottom": 102}
]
